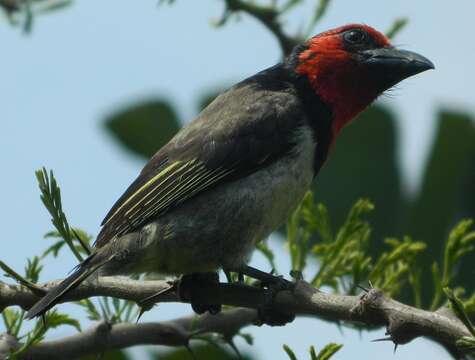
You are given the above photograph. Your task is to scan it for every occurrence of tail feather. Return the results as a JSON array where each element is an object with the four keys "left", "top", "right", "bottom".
[{"left": 25, "top": 254, "right": 107, "bottom": 319}]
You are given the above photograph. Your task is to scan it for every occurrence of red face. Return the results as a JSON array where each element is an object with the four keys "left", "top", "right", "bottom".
[{"left": 295, "top": 24, "right": 434, "bottom": 136}]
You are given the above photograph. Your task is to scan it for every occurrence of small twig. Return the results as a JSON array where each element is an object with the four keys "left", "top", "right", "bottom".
[
  {"left": 0, "top": 261, "right": 45, "bottom": 296},
  {"left": 223, "top": 0, "right": 299, "bottom": 55}
]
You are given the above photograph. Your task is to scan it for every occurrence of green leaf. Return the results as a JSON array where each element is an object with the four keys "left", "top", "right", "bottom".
[
  {"left": 444, "top": 287, "right": 475, "bottom": 337},
  {"left": 14, "top": 310, "right": 81, "bottom": 356},
  {"left": 456, "top": 336, "right": 475, "bottom": 354},
  {"left": 154, "top": 344, "right": 252, "bottom": 360},
  {"left": 77, "top": 299, "right": 101, "bottom": 321},
  {"left": 386, "top": 18, "right": 409, "bottom": 39},
  {"left": 306, "top": 0, "right": 331, "bottom": 34},
  {"left": 237, "top": 332, "right": 254, "bottom": 346},
  {"left": 0, "top": 260, "right": 44, "bottom": 294},
  {"left": 24, "top": 256, "right": 43, "bottom": 284},
  {"left": 2, "top": 308, "right": 22, "bottom": 336},
  {"left": 408, "top": 110, "right": 475, "bottom": 305},
  {"left": 44, "top": 311, "right": 81, "bottom": 332},
  {"left": 35, "top": 168, "right": 84, "bottom": 262},
  {"left": 105, "top": 99, "right": 181, "bottom": 158},
  {"left": 313, "top": 343, "right": 343, "bottom": 360},
  {"left": 283, "top": 344, "right": 298, "bottom": 360}
]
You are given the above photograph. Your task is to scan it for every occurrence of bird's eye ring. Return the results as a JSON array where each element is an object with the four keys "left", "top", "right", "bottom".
[{"left": 344, "top": 29, "right": 367, "bottom": 45}]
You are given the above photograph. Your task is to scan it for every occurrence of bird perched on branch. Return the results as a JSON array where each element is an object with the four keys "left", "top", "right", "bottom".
[{"left": 26, "top": 24, "right": 433, "bottom": 319}]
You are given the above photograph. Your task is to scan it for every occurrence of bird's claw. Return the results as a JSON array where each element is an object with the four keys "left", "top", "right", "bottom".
[
  {"left": 250, "top": 269, "right": 295, "bottom": 326},
  {"left": 256, "top": 279, "right": 295, "bottom": 326},
  {"left": 178, "top": 272, "right": 222, "bottom": 315}
]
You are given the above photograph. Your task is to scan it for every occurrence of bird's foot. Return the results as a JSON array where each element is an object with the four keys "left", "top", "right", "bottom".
[
  {"left": 236, "top": 265, "right": 295, "bottom": 326},
  {"left": 178, "top": 272, "right": 222, "bottom": 315},
  {"left": 256, "top": 275, "right": 295, "bottom": 326}
]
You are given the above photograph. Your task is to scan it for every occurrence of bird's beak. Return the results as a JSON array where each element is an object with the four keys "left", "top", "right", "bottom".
[{"left": 360, "top": 47, "right": 435, "bottom": 79}]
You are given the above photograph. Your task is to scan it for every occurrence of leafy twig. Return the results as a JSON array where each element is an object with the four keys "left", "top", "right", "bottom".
[
  {"left": 0, "top": 261, "right": 44, "bottom": 296},
  {"left": 222, "top": 0, "right": 299, "bottom": 55},
  {"left": 35, "top": 168, "right": 83, "bottom": 262}
]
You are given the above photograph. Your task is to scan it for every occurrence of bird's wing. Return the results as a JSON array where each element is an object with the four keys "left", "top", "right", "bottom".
[{"left": 95, "top": 82, "right": 303, "bottom": 247}]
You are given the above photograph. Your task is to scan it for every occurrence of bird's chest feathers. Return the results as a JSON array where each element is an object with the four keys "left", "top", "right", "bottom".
[{"left": 246, "top": 127, "right": 315, "bottom": 237}]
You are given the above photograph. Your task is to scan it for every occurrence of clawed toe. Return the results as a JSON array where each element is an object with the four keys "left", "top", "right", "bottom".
[
  {"left": 178, "top": 272, "right": 222, "bottom": 315},
  {"left": 230, "top": 265, "right": 295, "bottom": 326},
  {"left": 256, "top": 276, "right": 295, "bottom": 326},
  {"left": 257, "top": 304, "right": 295, "bottom": 326}
]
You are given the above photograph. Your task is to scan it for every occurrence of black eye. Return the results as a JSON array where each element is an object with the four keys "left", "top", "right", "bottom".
[{"left": 344, "top": 29, "right": 367, "bottom": 45}]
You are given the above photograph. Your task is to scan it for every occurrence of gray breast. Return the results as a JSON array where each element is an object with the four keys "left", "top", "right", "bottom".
[{"left": 127, "top": 126, "right": 316, "bottom": 275}]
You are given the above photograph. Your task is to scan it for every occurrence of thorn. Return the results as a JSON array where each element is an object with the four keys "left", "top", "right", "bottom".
[
  {"left": 226, "top": 338, "right": 242, "bottom": 360},
  {"left": 185, "top": 343, "right": 197, "bottom": 360},
  {"left": 289, "top": 270, "right": 303, "bottom": 281},
  {"left": 135, "top": 306, "right": 148, "bottom": 324},
  {"left": 136, "top": 283, "right": 176, "bottom": 323},
  {"left": 137, "top": 283, "right": 175, "bottom": 308},
  {"left": 40, "top": 314, "right": 46, "bottom": 328},
  {"left": 368, "top": 280, "right": 374, "bottom": 289},
  {"left": 371, "top": 337, "right": 393, "bottom": 342},
  {"left": 357, "top": 285, "right": 369, "bottom": 293},
  {"left": 394, "top": 343, "right": 398, "bottom": 354}
]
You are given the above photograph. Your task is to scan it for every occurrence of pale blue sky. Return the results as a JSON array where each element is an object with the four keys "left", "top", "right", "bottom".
[{"left": 1, "top": 1, "right": 474, "bottom": 359}]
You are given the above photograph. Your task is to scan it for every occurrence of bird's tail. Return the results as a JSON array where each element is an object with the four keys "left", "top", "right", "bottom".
[{"left": 25, "top": 253, "right": 109, "bottom": 319}]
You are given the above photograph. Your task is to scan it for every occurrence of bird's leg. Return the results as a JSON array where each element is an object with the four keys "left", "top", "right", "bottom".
[
  {"left": 238, "top": 265, "right": 293, "bottom": 289},
  {"left": 236, "top": 265, "right": 295, "bottom": 326},
  {"left": 223, "top": 268, "right": 245, "bottom": 283},
  {"left": 178, "top": 272, "right": 222, "bottom": 315}
]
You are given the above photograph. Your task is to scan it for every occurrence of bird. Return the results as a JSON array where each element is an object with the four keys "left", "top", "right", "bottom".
[{"left": 26, "top": 24, "right": 434, "bottom": 319}]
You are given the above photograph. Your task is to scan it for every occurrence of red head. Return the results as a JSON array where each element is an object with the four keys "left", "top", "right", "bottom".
[{"left": 294, "top": 24, "right": 434, "bottom": 136}]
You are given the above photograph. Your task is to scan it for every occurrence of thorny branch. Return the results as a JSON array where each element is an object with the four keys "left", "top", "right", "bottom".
[
  {"left": 0, "top": 277, "right": 472, "bottom": 358},
  {"left": 4, "top": 308, "right": 257, "bottom": 360}
]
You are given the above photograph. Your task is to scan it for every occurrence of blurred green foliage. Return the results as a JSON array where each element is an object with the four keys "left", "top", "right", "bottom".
[
  {"left": 105, "top": 100, "right": 181, "bottom": 159},
  {"left": 283, "top": 343, "right": 343, "bottom": 360},
  {"left": 153, "top": 344, "right": 253, "bottom": 360}
]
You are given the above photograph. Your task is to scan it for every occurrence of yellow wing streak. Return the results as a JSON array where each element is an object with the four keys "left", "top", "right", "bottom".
[
  {"left": 147, "top": 168, "right": 231, "bottom": 214},
  {"left": 103, "top": 161, "right": 185, "bottom": 226},
  {"left": 123, "top": 161, "right": 200, "bottom": 217},
  {"left": 123, "top": 164, "right": 209, "bottom": 220},
  {"left": 130, "top": 167, "right": 231, "bottom": 224},
  {"left": 108, "top": 163, "right": 231, "bottom": 237}
]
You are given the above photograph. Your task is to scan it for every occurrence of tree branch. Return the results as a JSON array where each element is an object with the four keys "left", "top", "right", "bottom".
[
  {"left": 223, "top": 0, "right": 300, "bottom": 56},
  {"left": 1, "top": 277, "right": 472, "bottom": 358},
  {"left": 18, "top": 308, "right": 257, "bottom": 359}
]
